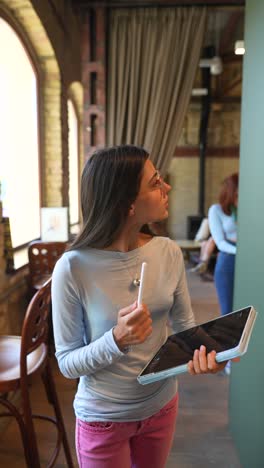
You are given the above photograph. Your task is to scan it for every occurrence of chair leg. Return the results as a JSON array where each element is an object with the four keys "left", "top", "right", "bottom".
[
  {"left": 42, "top": 360, "right": 74, "bottom": 468},
  {"left": 0, "top": 396, "right": 38, "bottom": 468},
  {"left": 21, "top": 384, "right": 42, "bottom": 468}
]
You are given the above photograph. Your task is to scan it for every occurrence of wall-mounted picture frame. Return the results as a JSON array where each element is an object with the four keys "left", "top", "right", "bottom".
[{"left": 41, "top": 207, "right": 69, "bottom": 242}]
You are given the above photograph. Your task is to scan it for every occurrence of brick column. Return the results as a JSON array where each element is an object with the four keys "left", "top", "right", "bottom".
[
  {"left": 61, "top": 76, "right": 69, "bottom": 207},
  {"left": 0, "top": 201, "right": 5, "bottom": 277},
  {"left": 82, "top": 7, "right": 106, "bottom": 161}
]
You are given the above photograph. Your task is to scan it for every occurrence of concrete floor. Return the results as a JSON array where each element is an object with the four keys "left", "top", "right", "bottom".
[
  {"left": 166, "top": 270, "right": 241, "bottom": 468},
  {"left": 0, "top": 270, "right": 241, "bottom": 467}
]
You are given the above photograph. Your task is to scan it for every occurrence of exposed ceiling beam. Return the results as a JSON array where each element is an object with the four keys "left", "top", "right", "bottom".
[
  {"left": 222, "top": 76, "right": 242, "bottom": 95},
  {"left": 219, "top": 11, "right": 243, "bottom": 55},
  {"left": 222, "top": 53, "right": 243, "bottom": 63},
  {"left": 73, "top": 1, "right": 245, "bottom": 8},
  {"left": 192, "top": 96, "right": 241, "bottom": 104}
]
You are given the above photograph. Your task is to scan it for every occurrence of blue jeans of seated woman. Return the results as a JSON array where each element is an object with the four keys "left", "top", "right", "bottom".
[{"left": 214, "top": 252, "right": 235, "bottom": 315}]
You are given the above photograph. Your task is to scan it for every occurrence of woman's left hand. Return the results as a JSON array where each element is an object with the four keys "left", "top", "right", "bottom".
[{"left": 187, "top": 345, "right": 239, "bottom": 375}]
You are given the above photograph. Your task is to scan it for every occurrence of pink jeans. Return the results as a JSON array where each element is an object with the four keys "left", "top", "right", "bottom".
[{"left": 75, "top": 393, "right": 179, "bottom": 468}]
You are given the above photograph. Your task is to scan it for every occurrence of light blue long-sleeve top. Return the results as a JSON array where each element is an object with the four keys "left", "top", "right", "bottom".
[
  {"left": 52, "top": 236, "right": 195, "bottom": 422},
  {"left": 208, "top": 204, "right": 237, "bottom": 255}
]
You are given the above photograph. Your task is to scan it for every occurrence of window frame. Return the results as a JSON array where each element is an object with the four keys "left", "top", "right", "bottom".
[
  {"left": 67, "top": 96, "right": 81, "bottom": 229},
  {"left": 0, "top": 10, "right": 44, "bottom": 270}
]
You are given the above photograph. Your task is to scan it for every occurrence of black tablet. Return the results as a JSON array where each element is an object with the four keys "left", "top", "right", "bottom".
[{"left": 138, "top": 306, "right": 257, "bottom": 385}]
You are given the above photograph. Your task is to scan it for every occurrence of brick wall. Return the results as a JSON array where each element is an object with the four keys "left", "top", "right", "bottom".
[
  {"left": 168, "top": 102, "right": 240, "bottom": 239},
  {"left": 0, "top": 0, "right": 83, "bottom": 335},
  {"left": 82, "top": 8, "right": 106, "bottom": 161},
  {"left": 168, "top": 155, "right": 239, "bottom": 239}
]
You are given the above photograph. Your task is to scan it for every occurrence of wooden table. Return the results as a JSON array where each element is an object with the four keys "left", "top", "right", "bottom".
[{"left": 176, "top": 239, "right": 201, "bottom": 261}]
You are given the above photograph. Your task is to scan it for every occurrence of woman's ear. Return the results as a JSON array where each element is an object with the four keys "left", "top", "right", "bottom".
[{"left": 128, "top": 204, "right": 136, "bottom": 217}]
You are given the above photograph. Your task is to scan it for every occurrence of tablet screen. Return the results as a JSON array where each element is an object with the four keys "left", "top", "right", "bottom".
[{"left": 141, "top": 307, "right": 251, "bottom": 376}]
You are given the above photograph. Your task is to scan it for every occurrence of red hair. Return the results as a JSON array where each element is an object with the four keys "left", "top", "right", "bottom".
[{"left": 219, "top": 173, "right": 239, "bottom": 215}]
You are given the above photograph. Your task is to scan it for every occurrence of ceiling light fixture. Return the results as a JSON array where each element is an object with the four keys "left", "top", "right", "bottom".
[
  {"left": 199, "top": 56, "right": 223, "bottom": 75},
  {"left": 234, "top": 40, "right": 245, "bottom": 55},
  {"left": 191, "top": 88, "right": 208, "bottom": 96}
]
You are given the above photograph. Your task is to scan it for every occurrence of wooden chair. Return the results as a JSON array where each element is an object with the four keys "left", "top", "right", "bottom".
[
  {"left": 0, "top": 279, "right": 74, "bottom": 468},
  {"left": 28, "top": 241, "right": 67, "bottom": 297}
]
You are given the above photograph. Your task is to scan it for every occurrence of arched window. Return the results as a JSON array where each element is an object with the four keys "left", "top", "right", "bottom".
[
  {"left": 68, "top": 99, "right": 79, "bottom": 226},
  {"left": 0, "top": 18, "right": 40, "bottom": 251}
]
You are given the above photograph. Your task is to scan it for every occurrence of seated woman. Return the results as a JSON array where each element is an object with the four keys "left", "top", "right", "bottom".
[
  {"left": 189, "top": 218, "right": 217, "bottom": 275},
  {"left": 190, "top": 236, "right": 216, "bottom": 274}
]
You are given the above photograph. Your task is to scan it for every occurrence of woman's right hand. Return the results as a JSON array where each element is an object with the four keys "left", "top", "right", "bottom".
[{"left": 113, "top": 301, "right": 153, "bottom": 351}]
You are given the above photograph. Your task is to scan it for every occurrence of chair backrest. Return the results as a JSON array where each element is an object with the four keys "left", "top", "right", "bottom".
[
  {"left": 28, "top": 241, "right": 67, "bottom": 288},
  {"left": 20, "top": 278, "right": 52, "bottom": 369}
]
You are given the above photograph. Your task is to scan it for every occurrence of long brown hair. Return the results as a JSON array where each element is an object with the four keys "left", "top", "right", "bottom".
[
  {"left": 70, "top": 145, "right": 149, "bottom": 250},
  {"left": 219, "top": 173, "right": 239, "bottom": 215}
]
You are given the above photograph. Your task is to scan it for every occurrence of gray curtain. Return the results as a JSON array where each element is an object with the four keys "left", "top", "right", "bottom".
[{"left": 107, "top": 7, "right": 207, "bottom": 174}]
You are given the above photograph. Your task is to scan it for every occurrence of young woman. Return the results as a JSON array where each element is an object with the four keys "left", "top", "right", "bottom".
[
  {"left": 52, "top": 145, "right": 228, "bottom": 468},
  {"left": 208, "top": 173, "right": 239, "bottom": 316}
]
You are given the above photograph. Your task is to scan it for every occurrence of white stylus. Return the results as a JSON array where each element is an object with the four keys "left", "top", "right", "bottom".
[{"left": 137, "top": 262, "right": 147, "bottom": 306}]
